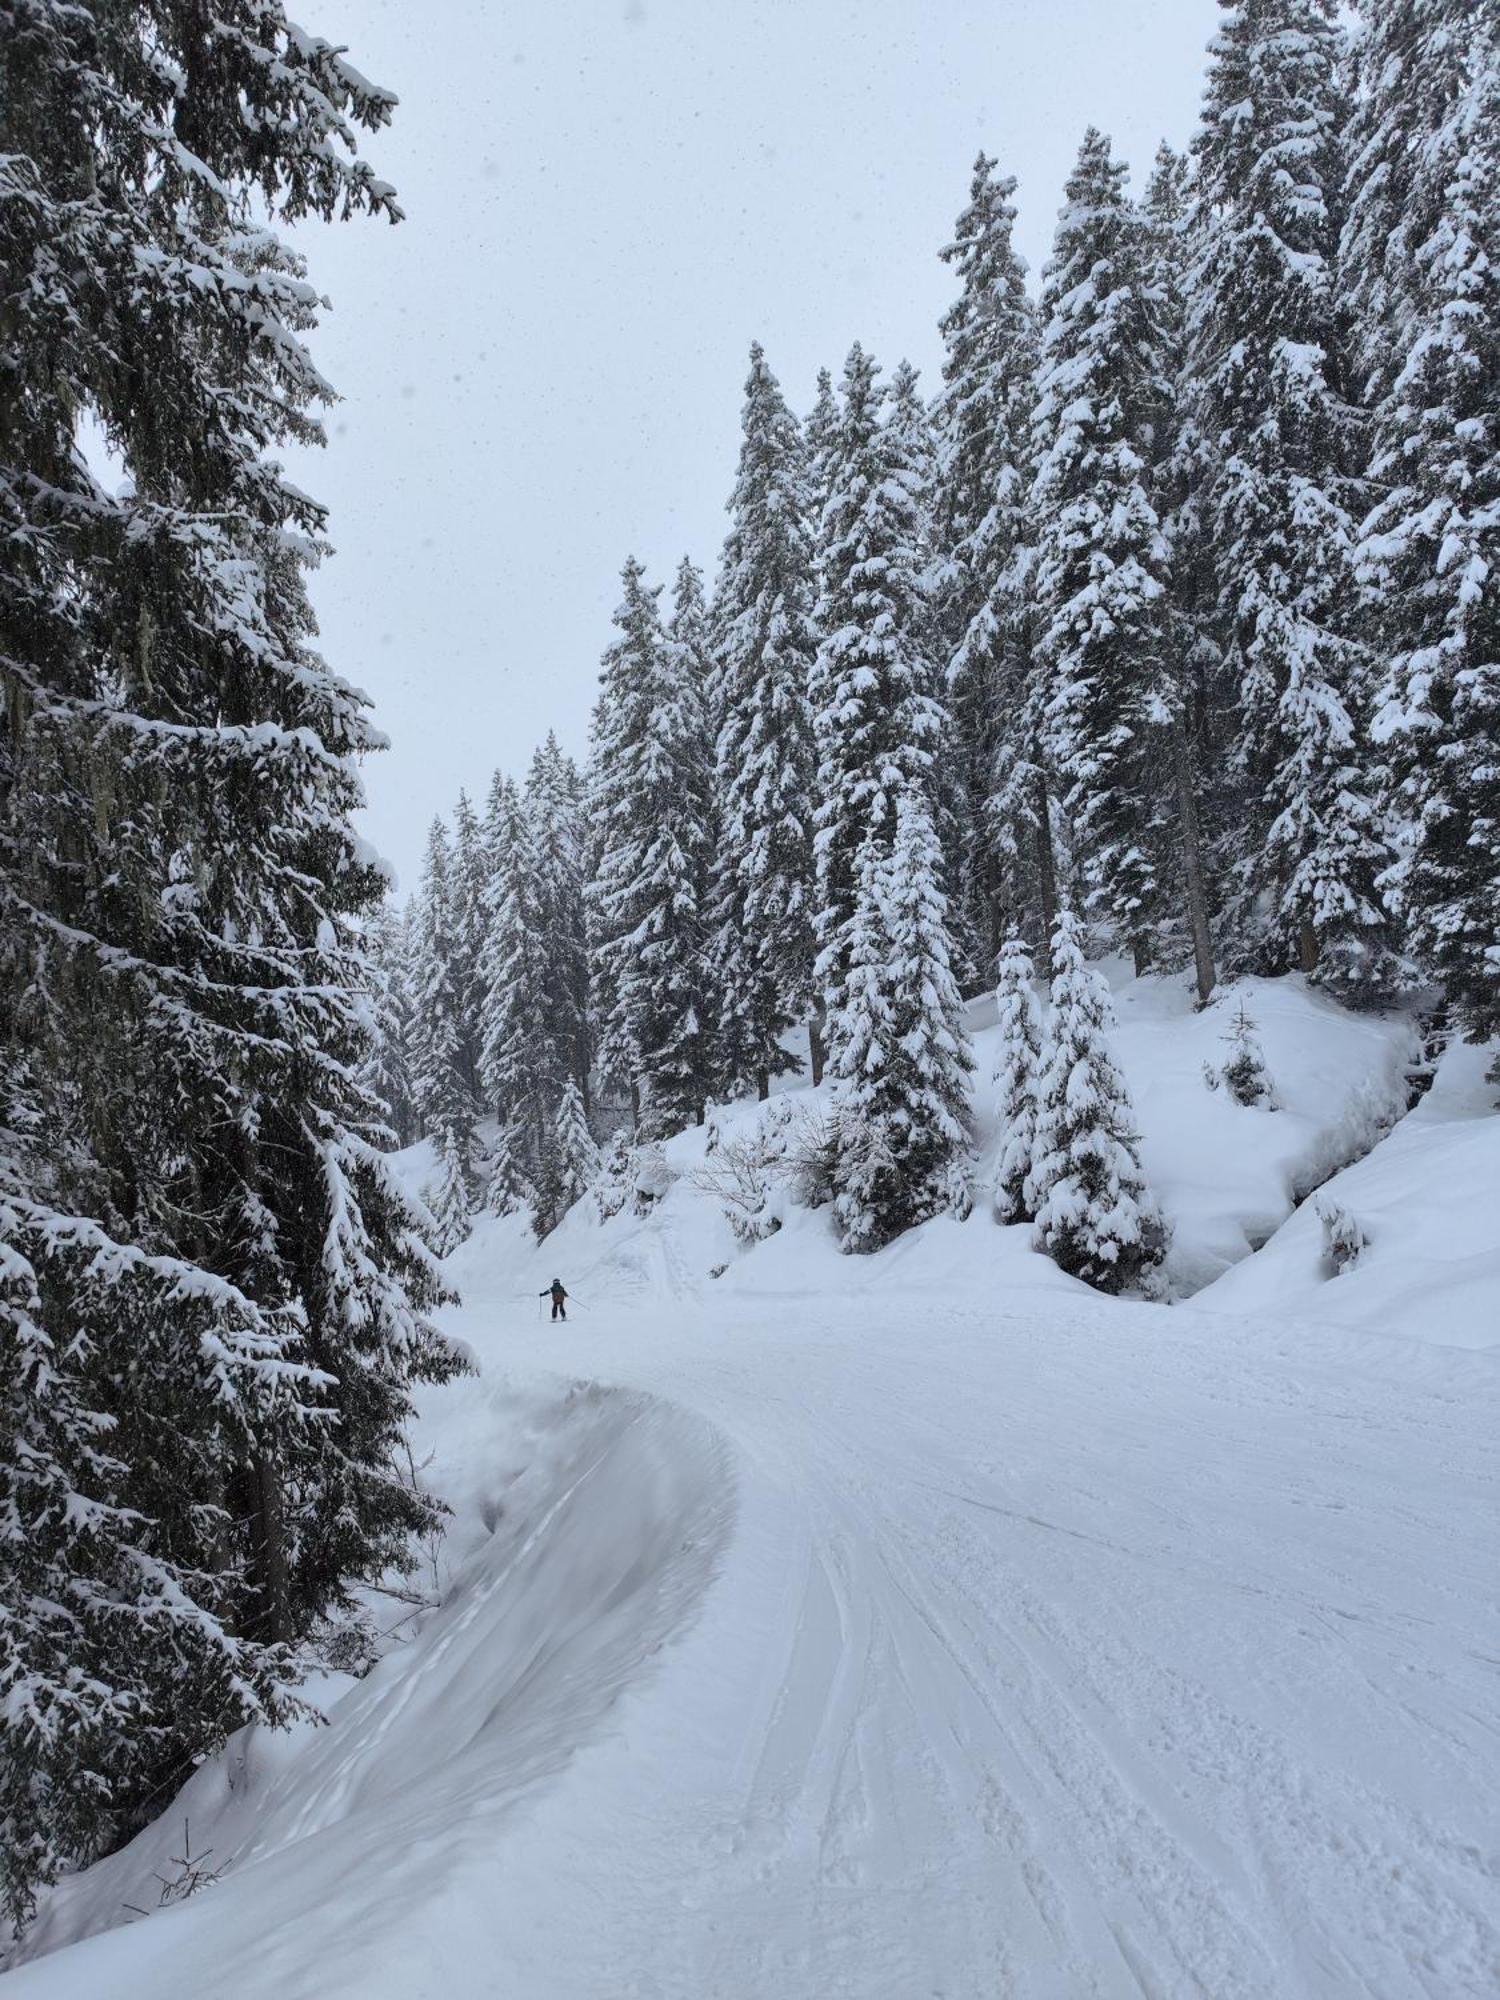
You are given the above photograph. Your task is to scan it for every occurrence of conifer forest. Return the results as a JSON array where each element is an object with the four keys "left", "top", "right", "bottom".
[{"left": 2, "top": 5, "right": 1497, "bottom": 1995}]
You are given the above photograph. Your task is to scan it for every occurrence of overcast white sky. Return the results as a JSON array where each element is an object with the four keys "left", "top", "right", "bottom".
[{"left": 288, "top": 0, "right": 1219, "bottom": 893}]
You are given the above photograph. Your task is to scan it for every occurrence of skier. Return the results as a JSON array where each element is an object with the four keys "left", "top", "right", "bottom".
[{"left": 540, "top": 1278, "right": 569, "bottom": 1321}]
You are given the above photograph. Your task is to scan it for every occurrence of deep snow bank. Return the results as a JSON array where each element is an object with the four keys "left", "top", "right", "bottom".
[
  {"left": 1198, "top": 1037, "right": 1500, "bottom": 1350},
  {"left": 4, "top": 1382, "right": 735, "bottom": 1995}
]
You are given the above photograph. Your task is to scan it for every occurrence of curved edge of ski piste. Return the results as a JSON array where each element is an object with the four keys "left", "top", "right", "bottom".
[{"left": 3, "top": 1372, "right": 741, "bottom": 1998}]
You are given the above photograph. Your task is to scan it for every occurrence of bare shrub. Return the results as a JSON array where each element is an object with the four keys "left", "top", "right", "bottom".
[{"left": 690, "top": 1131, "right": 781, "bottom": 1244}]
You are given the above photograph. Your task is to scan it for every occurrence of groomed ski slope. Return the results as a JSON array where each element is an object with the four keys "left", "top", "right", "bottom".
[{"left": 8, "top": 977, "right": 1499, "bottom": 1999}]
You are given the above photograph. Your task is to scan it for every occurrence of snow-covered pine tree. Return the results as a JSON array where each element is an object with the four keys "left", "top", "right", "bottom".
[
  {"left": 1186, "top": 0, "right": 1393, "bottom": 993},
  {"left": 992, "top": 936, "right": 1044, "bottom": 1223},
  {"left": 587, "top": 559, "right": 713, "bottom": 1138},
  {"left": 712, "top": 343, "right": 820, "bottom": 1097},
  {"left": 1220, "top": 999, "right": 1272, "bottom": 1106},
  {"left": 933, "top": 155, "right": 1053, "bottom": 967},
  {"left": 804, "top": 365, "right": 842, "bottom": 542},
  {"left": 1029, "top": 911, "right": 1165, "bottom": 1290},
  {"left": 810, "top": 345, "right": 948, "bottom": 1019},
  {"left": 1032, "top": 128, "right": 1174, "bottom": 977},
  {"left": 449, "top": 790, "right": 490, "bottom": 1112},
  {"left": 0, "top": 3, "right": 461, "bottom": 1922},
  {"left": 409, "top": 818, "right": 479, "bottom": 1142},
  {"left": 525, "top": 734, "right": 592, "bottom": 1105},
  {"left": 1140, "top": 140, "right": 1220, "bottom": 1004},
  {"left": 480, "top": 1119, "right": 532, "bottom": 1221},
  {"left": 669, "top": 555, "right": 724, "bottom": 772},
  {"left": 1345, "top": 0, "right": 1500, "bottom": 1037},
  {"left": 831, "top": 786, "right": 973, "bottom": 1254},
  {"left": 478, "top": 772, "right": 554, "bottom": 1192},
  {"left": 667, "top": 557, "right": 723, "bottom": 1088},
  {"left": 533, "top": 1077, "right": 600, "bottom": 1239},
  {"left": 887, "top": 359, "right": 942, "bottom": 529},
  {"left": 425, "top": 1126, "right": 476, "bottom": 1255},
  {"left": 362, "top": 901, "right": 421, "bottom": 1148},
  {"left": 888, "top": 358, "right": 978, "bottom": 988}
]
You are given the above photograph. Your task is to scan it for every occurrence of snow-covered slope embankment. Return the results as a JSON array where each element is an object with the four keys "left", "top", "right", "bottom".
[{"left": 4, "top": 1382, "right": 736, "bottom": 1996}]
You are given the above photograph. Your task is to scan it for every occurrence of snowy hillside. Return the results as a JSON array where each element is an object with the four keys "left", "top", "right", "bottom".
[
  {"left": 1201, "top": 1037, "right": 1500, "bottom": 1352},
  {"left": 9, "top": 973, "right": 1497, "bottom": 2000}
]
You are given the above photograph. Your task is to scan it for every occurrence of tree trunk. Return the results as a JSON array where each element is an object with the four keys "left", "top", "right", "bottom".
[
  {"left": 756, "top": 1069, "right": 770, "bottom": 1102},
  {"left": 1172, "top": 717, "right": 1218, "bottom": 1006},
  {"left": 629, "top": 1078, "right": 640, "bottom": 1134},
  {"left": 808, "top": 1018, "right": 825, "bottom": 1088},
  {"left": 247, "top": 1451, "right": 290, "bottom": 1645},
  {"left": 1299, "top": 917, "right": 1319, "bottom": 977}
]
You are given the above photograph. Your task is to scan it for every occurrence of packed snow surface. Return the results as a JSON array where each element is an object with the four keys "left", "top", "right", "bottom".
[{"left": 9, "top": 975, "right": 1497, "bottom": 1999}]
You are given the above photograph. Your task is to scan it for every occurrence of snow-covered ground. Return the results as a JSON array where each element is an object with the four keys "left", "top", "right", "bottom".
[
  {"left": 9, "top": 974, "right": 1498, "bottom": 1999},
  {"left": 1201, "top": 1035, "right": 1500, "bottom": 1352}
]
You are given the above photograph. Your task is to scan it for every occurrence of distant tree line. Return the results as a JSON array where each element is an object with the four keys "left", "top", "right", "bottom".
[{"left": 385, "top": 0, "right": 1498, "bottom": 1261}]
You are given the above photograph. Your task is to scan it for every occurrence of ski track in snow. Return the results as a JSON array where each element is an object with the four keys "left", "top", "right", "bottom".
[{"left": 11, "top": 1187, "right": 1498, "bottom": 2000}]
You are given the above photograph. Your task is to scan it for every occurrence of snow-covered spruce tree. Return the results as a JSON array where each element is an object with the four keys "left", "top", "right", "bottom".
[
  {"left": 831, "top": 787, "right": 973, "bottom": 1254},
  {"left": 804, "top": 365, "right": 842, "bottom": 542},
  {"left": 933, "top": 156, "right": 1052, "bottom": 969},
  {"left": 0, "top": 4, "right": 461, "bottom": 1923},
  {"left": 888, "top": 357, "right": 979, "bottom": 989},
  {"left": 1220, "top": 1000, "right": 1272, "bottom": 1107},
  {"left": 992, "top": 936, "right": 1044, "bottom": 1223},
  {"left": 533, "top": 1077, "right": 600, "bottom": 1239},
  {"left": 480, "top": 1119, "right": 531, "bottom": 1221},
  {"left": 587, "top": 559, "right": 714, "bottom": 1138},
  {"left": 525, "top": 733, "right": 592, "bottom": 1106},
  {"left": 362, "top": 901, "right": 421, "bottom": 1149},
  {"left": 811, "top": 345, "right": 949, "bottom": 1019},
  {"left": 1345, "top": 1, "right": 1500, "bottom": 1037},
  {"left": 667, "top": 557, "right": 723, "bottom": 1081},
  {"left": 669, "top": 554, "right": 725, "bottom": 773},
  {"left": 1032, "top": 128, "right": 1175, "bottom": 977},
  {"left": 448, "top": 789, "right": 490, "bottom": 1112},
  {"left": 409, "top": 818, "right": 479, "bottom": 1143},
  {"left": 712, "top": 343, "right": 820, "bottom": 1097},
  {"left": 478, "top": 772, "right": 554, "bottom": 1193},
  {"left": 1140, "top": 140, "right": 1220, "bottom": 1004},
  {"left": 1186, "top": 0, "right": 1393, "bottom": 993},
  {"left": 425, "top": 1127, "right": 476, "bottom": 1256},
  {"left": 887, "top": 359, "right": 942, "bottom": 531},
  {"left": 1029, "top": 912, "right": 1165, "bottom": 1290}
]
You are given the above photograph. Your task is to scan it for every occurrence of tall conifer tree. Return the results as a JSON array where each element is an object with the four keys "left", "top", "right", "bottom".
[
  {"left": 0, "top": 3, "right": 459, "bottom": 1919},
  {"left": 1187, "top": 0, "right": 1392, "bottom": 990},
  {"left": 363, "top": 903, "right": 421, "bottom": 1149},
  {"left": 934, "top": 156, "right": 1053, "bottom": 964},
  {"left": 1032, "top": 128, "right": 1174, "bottom": 974},
  {"left": 1345, "top": 1, "right": 1500, "bottom": 1035},
  {"left": 1141, "top": 141, "right": 1220, "bottom": 1002},
  {"left": 409, "top": 820, "right": 477, "bottom": 1143},
  {"left": 478, "top": 774, "right": 554, "bottom": 1189},
  {"left": 588, "top": 560, "right": 713, "bottom": 1137},
  {"left": 810, "top": 346, "right": 947, "bottom": 1015},
  {"left": 713, "top": 344, "right": 820, "bottom": 1096},
  {"left": 831, "top": 788, "right": 973, "bottom": 1253},
  {"left": 525, "top": 734, "right": 592, "bottom": 1105}
]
